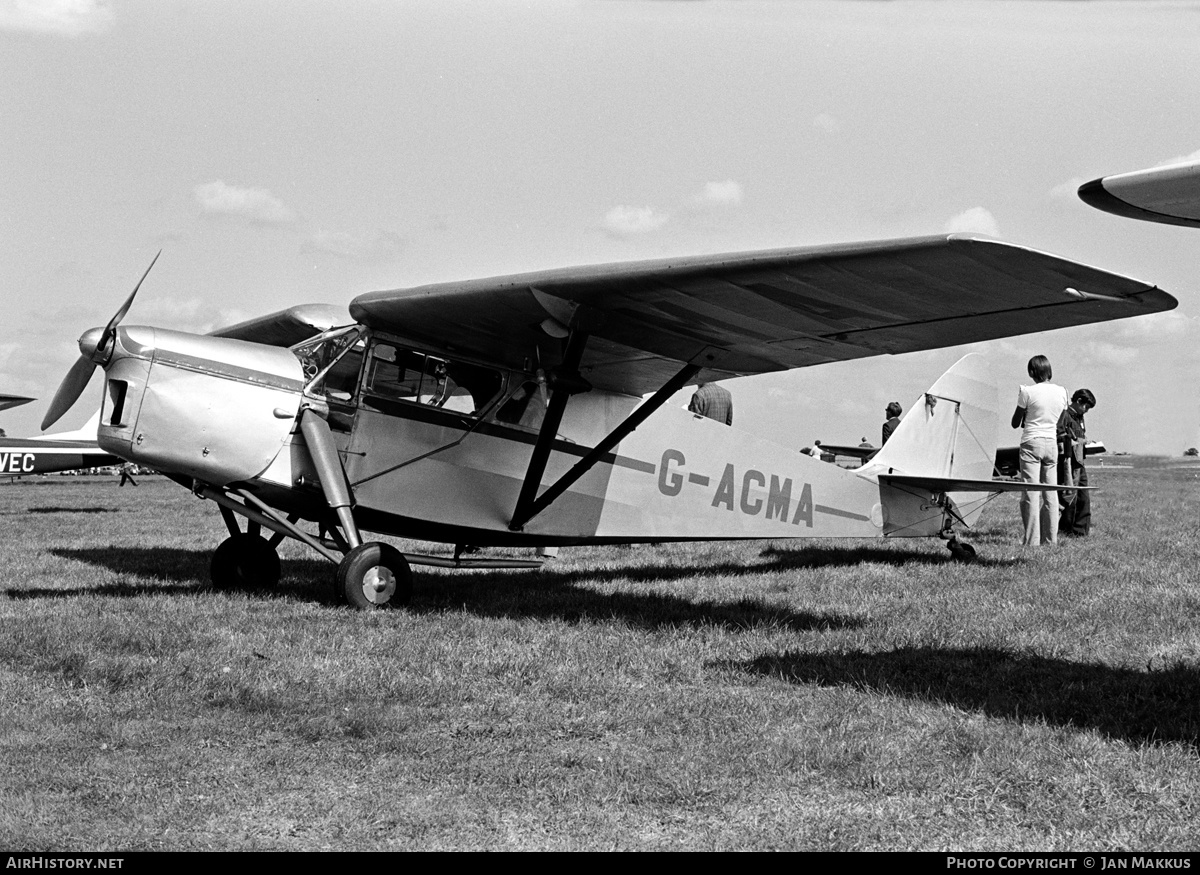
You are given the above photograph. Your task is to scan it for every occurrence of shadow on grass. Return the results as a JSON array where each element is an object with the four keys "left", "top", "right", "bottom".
[
  {"left": 729, "top": 646, "right": 1200, "bottom": 749},
  {"left": 31, "top": 545, "right": 863, "bottom": 633},
  {"left": 756, "top": 542, "right": 1018, "bottom": 568},
  {"left": 27, "top": 506, "right": 124, "bottom": 514}
]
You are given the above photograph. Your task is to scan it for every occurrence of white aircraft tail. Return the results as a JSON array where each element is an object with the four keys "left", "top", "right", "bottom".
[
  {"left": 41, "top": 408, "right": 102, "bottom": 442},
  {"left": 859, "top": 354, "right": 1000, "bottom": 536}
]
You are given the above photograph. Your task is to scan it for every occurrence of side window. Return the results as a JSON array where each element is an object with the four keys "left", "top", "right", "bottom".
[
  {"left": 495, "top": 380, "right": 547, "bottom": 429},
  {"left": 367, "top": 344, "right": 425, "bottom": 401},
  {"left": 322, "top": 344, "right": 364, "bottom": 402},
  {"left": 292, "top": 326, "right": 366, "bottom": 404},
  {"left": 365, "top": 342, "right": 503, "bottom": 418}
]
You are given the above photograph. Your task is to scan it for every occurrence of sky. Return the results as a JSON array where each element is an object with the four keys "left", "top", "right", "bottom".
[{"left": 3, "top": 0, "right": 1200, "bottom": 453}]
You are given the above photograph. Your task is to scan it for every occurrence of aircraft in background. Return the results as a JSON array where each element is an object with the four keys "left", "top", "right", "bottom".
[
  {"left": 818, "top": 440, "right": 1107, "bottom": 477},
  {"left": 0, "top": 402, "right": 120, "bottom": 477},
  {"left": 40, "top": 236, "right": 1174, "bottom": 607},
  {"left": 1079, "top": 159, "right": 1200, "bottom": 228}
]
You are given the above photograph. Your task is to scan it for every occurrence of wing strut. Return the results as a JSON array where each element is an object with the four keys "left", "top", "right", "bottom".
[
  {"left": 509, "top": 358, "right": 701, "bottom": 531},
  {"left": 510, "top": 331, "right": 590, "bottom": 531}
]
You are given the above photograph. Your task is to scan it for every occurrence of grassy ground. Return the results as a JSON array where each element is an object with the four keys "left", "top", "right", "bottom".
[{"left": 1, "top": 464, "right": 1199, "bottom": 850}]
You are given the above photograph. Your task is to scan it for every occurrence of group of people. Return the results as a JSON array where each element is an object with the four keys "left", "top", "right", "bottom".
[{"left": 1013, "top": 354, "right": 1095, "bottom": 547}]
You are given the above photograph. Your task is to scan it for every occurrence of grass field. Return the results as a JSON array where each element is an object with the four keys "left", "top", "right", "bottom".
[{"left": 2, "top": 463, "right": 1199, "bottom": 851}]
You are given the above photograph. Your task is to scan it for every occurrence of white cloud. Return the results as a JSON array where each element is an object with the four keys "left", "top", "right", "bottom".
[
  {"left": 812, "top": 113, "right": 841, "bottom": 135},
  {"left": 602, "top": 205, "right": 669, "bottom": 237},
  {"left": 1114, "top": 310, "right": 1195, "bottom": 342},
  {"left": 0, "top": 0, "right": 112, "bottom": 35},
  {"left": 303, "top": 229, "right": 405, "bottom": 261},
  {"left": 194, "top": 180, "right": 296, "bottom": 226},
  {"left": 1049, "top": 176, "right": 1088, "bottom": 200},
  {"left": 1158, "top": 148, "right": 1200, "bottom": 167},
  {"left": 943, "top": 206, "right": 1000, "bottom": 238},
  {"left": 692, "top": 180, "right": 744, "bottom": 208}
]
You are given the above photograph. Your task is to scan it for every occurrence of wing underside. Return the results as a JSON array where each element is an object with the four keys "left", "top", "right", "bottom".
[
  {"left": 350, "top": 235, "right": 1174, "bottom": 396},
  {"left": 1079, "top": 161, "right": 1200, "bottom": 228}
]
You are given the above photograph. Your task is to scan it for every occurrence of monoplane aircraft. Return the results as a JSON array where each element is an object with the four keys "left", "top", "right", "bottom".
[{"left": 41, "top": 236, "right": 1175, "bottom": 607}]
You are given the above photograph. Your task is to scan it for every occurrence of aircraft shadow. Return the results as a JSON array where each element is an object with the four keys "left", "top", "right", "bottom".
[
  {"left": 725, "top": 647, "right": 1200, "bottom": 749},
  {"left": 31, "top": 545, "right": 862, "bottom": 633},
  {"left": 26, "top": 507, "right": 125, "bottom": 515}
]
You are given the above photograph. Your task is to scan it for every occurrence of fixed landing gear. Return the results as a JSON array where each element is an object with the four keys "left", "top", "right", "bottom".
[
  {"left": 945, "top": 534, "right": 977, "bottom": 563},
  {"left": 210, "top": 533, "right": 282, "bottom": 590},
  {"left": 336, "top": 542, "right": 413, "bottom": 610}
]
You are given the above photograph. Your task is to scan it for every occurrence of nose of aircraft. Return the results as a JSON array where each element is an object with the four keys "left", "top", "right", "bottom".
[
  {"left": 41, "top": 252, "right": 161, "bottom": 432},
  {"left": 78, "top": 326, "right": 105, "bottom": 361}
]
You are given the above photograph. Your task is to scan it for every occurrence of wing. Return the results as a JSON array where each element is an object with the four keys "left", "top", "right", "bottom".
[
  {"left": 1079, "top": 161, "right": 1200, "bottom": 228},
  {"left": 816, "top": 443, "right": 877, "bottom": 459},
  {"left": 211, "top": 304, "right": 350, "bottom": 347},
  {"left": 350, "top": 235, "right": 1175, "bottom": 396},
  {"left": 0, "top": 393, "right": 35, "bottom": 413}
]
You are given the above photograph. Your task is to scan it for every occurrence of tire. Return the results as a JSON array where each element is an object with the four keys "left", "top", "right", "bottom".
[
  {"left": 210, "top": 534, "right": 282, "bottom": 591},
  {"left": 337, "top": 542, "right": 413, "bottom": 609}
]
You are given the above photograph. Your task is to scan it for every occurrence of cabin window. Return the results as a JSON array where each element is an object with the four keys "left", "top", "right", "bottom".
[
  {"left": 292, "top": 326, "right": 366, "bottom": 402},
  {"left": 364, "top": 342, "right": 503, "bottom": 417},
  {"left": 494, "top": 380, "right": 547, "bottom": 429}
]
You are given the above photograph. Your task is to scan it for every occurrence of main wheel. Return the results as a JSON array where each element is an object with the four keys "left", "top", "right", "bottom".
[
  {"left": 210, "top": 534, "right": 281, "bottom": 591},
  {"left": 337, "top": 542, "right": 413, "bottom": 609}
]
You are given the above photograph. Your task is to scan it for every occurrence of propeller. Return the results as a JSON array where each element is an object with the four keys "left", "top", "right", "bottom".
[{"left": 41, "top": 251, "right": 161, "bottom": 431}]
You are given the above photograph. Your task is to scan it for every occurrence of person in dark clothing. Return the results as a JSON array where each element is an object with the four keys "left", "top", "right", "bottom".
[
  {"left": 688, "top": 382, "right": 733, "bottom": 425},
  {"left": 1058, "top": 388, "right": 1095, "bottom": 536},
  {"left": 118, "top": 462, "right": 138, "bottom": 487},
  {"left": 882, "top": 402, "right": 902, "bottom": 445}
]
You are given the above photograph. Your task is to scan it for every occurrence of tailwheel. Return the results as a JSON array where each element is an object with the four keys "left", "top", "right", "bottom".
[
  {"left": 336, "top": 542, "right": 413, "bottom": 610},
  {"left": 211, "top": 534, "right": 281, "bottom": 590}
]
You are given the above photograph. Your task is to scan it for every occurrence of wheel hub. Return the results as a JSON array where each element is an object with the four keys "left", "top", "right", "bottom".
[{"left": 361, "top": 565, "right": 397, "bottom": 605}]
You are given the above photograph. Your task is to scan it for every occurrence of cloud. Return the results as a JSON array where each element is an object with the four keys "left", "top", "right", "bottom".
[
  {"left": 0, "top": 0, "right": 112, "bottom": 35},
  {"left": 1049, "top": 176, "right": 1088, "bottom": 200},
  {"left": 602, "top": 204, "right": 669, "bottom": 237},
  {"left": 194, "top": 180, "right": 296, "bottom": 226},
  {"left": 812, "top": 113, "right": 841, "bottom": 135},
  {"left": 303, "top": 229, "right": 405, "bottom": 261},
  {"left": 943, "top": 206, "right": 1000, "bottom": 238},
  {"left": 1158, "top": 147, "right": 1200, "bottom": 167},
  {"left": 692, "top": 180, "right": 744, "bottom": 208}
]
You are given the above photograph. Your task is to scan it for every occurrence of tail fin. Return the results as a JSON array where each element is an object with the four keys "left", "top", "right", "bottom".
[
  {"left": 860, "top": 354, "right": 1000, "bottom": 535},
  {"left": 864, "top": 353, "right": 999, "bottom": 481}
]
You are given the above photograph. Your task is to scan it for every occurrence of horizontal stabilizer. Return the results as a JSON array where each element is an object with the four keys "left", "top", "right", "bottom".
[{"left": 880, "top": 474, "right": 1094, "bottom": 494}]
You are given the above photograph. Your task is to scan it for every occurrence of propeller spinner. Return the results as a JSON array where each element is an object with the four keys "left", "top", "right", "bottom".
[{"left": 41, "top": 251, "right": 161, "bottom": 431}]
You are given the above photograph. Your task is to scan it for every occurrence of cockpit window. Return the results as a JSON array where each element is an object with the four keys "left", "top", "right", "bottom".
[
  {"left": 364, "top": 341, "right": 503, "bottom": 417},
  {"left": 292, "top": 325, "right": 366, "bottom": 402}
]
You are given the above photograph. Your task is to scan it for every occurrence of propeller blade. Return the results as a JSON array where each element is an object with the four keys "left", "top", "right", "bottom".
[
  {"left": 41, "top": 355, "right": 97, "bottom": 431},
  {"left": 99, "top": 249, "right": 161, "bottom": 357}
]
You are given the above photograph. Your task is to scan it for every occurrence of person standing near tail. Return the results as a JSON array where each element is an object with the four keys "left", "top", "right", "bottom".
[
  {"left": 1058, "top": 388, "right": 1096, "bottom": 537},
  {"left": 688, "top": 382, "right": 733, "bottom": 425},
  {"left": 1011, "top": 355, "right": 1068, "bottom": 546},
  {"left": 881, "top": 402, "right": 902, "bottom": 445}
]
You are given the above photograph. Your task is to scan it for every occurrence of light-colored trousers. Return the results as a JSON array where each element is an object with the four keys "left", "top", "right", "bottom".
[{"left": 1019, "top": 436, "right": 1058, "bottom": 546}]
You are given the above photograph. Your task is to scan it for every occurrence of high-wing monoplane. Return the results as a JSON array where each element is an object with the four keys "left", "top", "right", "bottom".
[{"left": 41, "top": 235, "right": 1175, "bottom": 607}]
